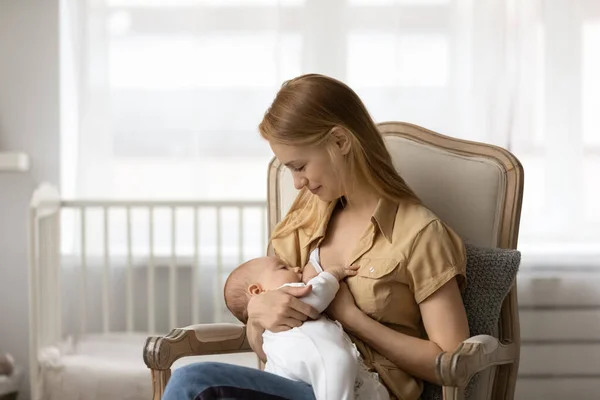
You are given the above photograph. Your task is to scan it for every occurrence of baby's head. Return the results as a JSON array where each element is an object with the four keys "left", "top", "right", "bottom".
[{"left": 224, "top": 256, "right": 302, "bottom": 323}]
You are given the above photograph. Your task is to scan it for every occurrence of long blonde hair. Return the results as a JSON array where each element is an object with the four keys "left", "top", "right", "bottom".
[{"left": 259, "top": 74, "right": 420, "bottom": 240}]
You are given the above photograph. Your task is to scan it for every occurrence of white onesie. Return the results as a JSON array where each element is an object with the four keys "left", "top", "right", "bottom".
[{"left": 262, "top": 249, "right": 389, "bottom": 400}]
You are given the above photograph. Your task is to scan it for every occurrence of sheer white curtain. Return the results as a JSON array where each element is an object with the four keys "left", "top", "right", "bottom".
[{"left": 61, "top": 0, "right": 600, "bottom": 254}]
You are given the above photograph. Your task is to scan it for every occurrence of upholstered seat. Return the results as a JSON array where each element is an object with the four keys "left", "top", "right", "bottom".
[{"left": 144, "top": 122, "right": 524, "bottom": 400}]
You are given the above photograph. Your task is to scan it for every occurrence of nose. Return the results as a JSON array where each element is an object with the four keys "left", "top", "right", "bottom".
[{"left": 293, "top": 175, "right": 308, "bottom": 190}]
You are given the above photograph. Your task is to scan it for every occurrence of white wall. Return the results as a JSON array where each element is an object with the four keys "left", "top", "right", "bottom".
[{"left": 0, "top": 1, "right": 60, "bottom": 399}]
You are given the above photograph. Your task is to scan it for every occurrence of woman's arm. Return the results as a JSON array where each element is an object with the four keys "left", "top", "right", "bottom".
[
  {"left": 247, "top": 273, "right": 335, "bottom": 361},
  {"left": 334, "top": 278, "right": 469, "bottom": 385},
  {"left": 247, "top": 318, "right": 267, "bottom": 363},
  {"left": 245, "top": 285, "right": 320, "bottom": 361}
]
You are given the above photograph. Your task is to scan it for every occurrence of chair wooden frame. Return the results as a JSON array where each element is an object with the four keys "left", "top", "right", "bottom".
[{"left": 144, "top": 122, "right": 524, "bottom": 400}]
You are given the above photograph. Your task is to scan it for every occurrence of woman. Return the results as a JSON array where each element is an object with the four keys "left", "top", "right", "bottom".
[{"left": 163, "top": 74, "right": 469, "bottom": 400}]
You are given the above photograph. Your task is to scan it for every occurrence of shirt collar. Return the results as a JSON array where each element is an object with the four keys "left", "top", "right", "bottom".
[
  {"left": 372, "top": 197, "right": 398, "bottom": 243},
  {"left": 302, "top": 199, "right": 338, "bottom": 249},
  {"left": 303, "top": 196, "right": 398, "bottom": 249}
]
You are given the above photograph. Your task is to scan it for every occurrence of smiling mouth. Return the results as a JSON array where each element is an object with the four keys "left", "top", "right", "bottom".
[{"left": 309, "top": 186, "right": 321, "bottom": 194}]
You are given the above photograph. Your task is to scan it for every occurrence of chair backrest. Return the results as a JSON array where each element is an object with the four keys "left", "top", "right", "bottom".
[{"left": 267, "top": 122, "right": 524, "bottom": 400}]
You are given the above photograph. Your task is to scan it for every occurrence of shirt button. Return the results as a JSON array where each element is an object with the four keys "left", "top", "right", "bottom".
[{"left": 369, "top": 267, "right": 375, "bottom": 273}]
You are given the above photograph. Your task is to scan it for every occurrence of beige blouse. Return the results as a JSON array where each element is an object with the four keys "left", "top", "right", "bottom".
[{"left": 271, "top": 195, "right": 467, "bottom": 400}]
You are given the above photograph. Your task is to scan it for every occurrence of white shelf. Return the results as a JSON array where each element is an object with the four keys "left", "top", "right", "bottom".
[{"left": 0, "top": 152, "right": 29, "bottom": 172}]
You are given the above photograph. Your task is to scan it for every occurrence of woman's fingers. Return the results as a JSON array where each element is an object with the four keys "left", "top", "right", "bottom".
[
  {"left": 283, "top": 307, "right": 308, "bottom": 322},
  {"left": 280, "top": 284, "right": 312, "bottom": 298},
  {"left": 270, "top": 325, "right": 291, "bottom": 333},
  {"left": 271, "top": 318, "right": 303, "bottom": 333},
  {"left": 279, "top": 285, "right": 319, "bottom": 319},
  {"left": 282, "top": 317, "right": 303, "bottom": 329},
  {"left": 248, "top": 285, "right": 320, "bottom": 331},
  {"left": 287, "top": 295, "right": 319, "bottom": 320}
]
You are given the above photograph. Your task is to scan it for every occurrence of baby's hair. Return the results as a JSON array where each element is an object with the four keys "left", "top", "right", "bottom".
[{"left": 224, "top": 258, "right": 263, "bottom": 324}]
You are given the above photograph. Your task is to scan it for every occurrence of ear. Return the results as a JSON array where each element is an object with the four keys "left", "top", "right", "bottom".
[
  {"left": 330, "top": 127, "right": 352, "bottom": 156},
  {"left": 248, "top": 283, "right": 264, "bottom": 296}
]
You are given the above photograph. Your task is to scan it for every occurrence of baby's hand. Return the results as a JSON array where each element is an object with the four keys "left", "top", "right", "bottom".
[{"left": 326, "top": 264, "right": 360, "bottom": 281}]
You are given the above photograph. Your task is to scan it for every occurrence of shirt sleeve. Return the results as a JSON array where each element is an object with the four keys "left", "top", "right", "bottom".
[
  {"left": 300, "top": 272, "right": 340, "bottom": 313},
  {"left": 404, "top": 219, "right": 467, "bottom": 304}
]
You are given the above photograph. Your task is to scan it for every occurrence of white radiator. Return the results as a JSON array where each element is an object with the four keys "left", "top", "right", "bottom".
[{"left": 516, "top": 268, "right": 600, "bottom": 400}]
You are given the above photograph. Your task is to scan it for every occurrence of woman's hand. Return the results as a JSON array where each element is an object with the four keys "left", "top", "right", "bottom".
[
  {"left": 247, "top": 285, "right": 319, "bottom": 333},
  {"left": 325, "top": 281, "right": 361, "bottom": 325}
]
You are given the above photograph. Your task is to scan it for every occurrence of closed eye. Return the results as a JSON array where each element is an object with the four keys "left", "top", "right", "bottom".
[{"left": 283, "top": 160, "right": 306, "bottom": 172}]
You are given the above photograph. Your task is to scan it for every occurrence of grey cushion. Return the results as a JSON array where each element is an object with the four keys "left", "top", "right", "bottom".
[{"left": 421, "top": 243, "right": 521, "bottom": 400}]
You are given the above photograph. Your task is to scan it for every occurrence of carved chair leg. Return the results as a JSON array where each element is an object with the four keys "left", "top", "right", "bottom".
[
  {"left": 151, "top": 368, "right": 171, "bottom": 400},
  {"left": 442, "top": 385, "right": 465, "bottom": 400},
  {"left": 493, "top": 361, "right": 518, "bottom": 400}
]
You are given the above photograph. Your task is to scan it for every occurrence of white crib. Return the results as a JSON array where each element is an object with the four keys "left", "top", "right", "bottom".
[{"left": 28, "top": 184, "right": 264, "bottom": 400}]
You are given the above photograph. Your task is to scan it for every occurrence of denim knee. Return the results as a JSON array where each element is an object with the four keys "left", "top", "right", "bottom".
[
  {"left": 170, "top": 362, "right": 217, "bottom": 382},
  {"left": 164, "top": 361, "right": 315, "bottom": 400},
  {"left": 164, "top": 362, "right": 223, "bottom": 400}
]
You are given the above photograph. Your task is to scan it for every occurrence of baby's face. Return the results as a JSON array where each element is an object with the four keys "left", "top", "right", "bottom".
[{"left": 258, "top": 256, "right": 302, "bottom": 291}]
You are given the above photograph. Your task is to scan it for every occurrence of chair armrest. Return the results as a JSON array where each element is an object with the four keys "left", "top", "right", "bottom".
[
  {"left": 436, "top": 334, "right": 518, "bottom": 387},
  {"left": 144, "top": 323, "right": 253, "bottom": 371}
]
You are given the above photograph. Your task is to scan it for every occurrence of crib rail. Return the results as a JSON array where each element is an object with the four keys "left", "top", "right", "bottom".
[
  {"left": 60, "top": 199, "right": 267, "bottom": 334},
  {"left": 28, "top": 183, "right": 267, "bottom": 399}
]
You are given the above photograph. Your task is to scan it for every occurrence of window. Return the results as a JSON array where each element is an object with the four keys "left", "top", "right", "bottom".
[{"left": 61, "top": 0, "right": 600, "bottom": 258}]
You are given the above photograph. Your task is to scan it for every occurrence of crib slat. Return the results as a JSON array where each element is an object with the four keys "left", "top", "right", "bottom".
[
  {"left": 45, "top": 219, "right": 53, "bottom": 345},
  {"left": 28, "top": 208, "right": 40, "bottom": 397},
  {"left": 80, "top": 207, "right": 87, "bottom": 334},
  {"left": 215, "top": 207, "right": 222, "bottom": 323},
  {"left": 48, "top": 218, "right": 57, "bottom": 342},
  {"left": 239, "top": 207, "right": 244, "bottom": 264},
  {"left": 126, "top": 206, "right": 133, "bottom": 333},
  {"left": 42, "top": 219, "right": 50, "bottom": 343},
  {"left": 261, "top": 207, "right": 266, "bottom": 255},
  {"left": 192, "top": 207, "right": 199, "bottom": 324},
  {"left": 148, "top": 207, "right": 155, "bottom": 333},
  {"left": 53, "top": 212, "right": 62, "bottom": 342},
  {"left": 103, "top": 207, "right": 111, "bottom": 333},
  {"left": 169, "top": 207, "right": 177, "bottom": 329},
  {"left": 40, "top": 219, "right": 48, "bottom": 345}
]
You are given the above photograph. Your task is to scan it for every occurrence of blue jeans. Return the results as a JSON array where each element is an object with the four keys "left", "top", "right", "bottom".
[{"left": 162, "top": 362, "right": 316, "bottom": 400}]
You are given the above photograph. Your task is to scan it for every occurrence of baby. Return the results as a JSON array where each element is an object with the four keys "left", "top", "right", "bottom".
[{"left": 224, "top": 249, "right": 389, "bottom": 400}]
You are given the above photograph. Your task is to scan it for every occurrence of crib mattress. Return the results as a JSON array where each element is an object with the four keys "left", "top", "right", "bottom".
[{"left": 38, "top": 333, "right": 259, "bottom": 400}]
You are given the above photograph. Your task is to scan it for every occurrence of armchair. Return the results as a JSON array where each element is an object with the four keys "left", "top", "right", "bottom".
[{"left": 144, "top": 122, "right": 524, "bottom": 400}]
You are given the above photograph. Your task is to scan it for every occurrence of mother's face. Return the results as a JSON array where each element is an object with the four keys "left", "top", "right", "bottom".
[{"left": 269, "top": 140, "right": 344, "bottom": 202}]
